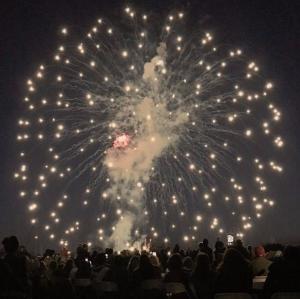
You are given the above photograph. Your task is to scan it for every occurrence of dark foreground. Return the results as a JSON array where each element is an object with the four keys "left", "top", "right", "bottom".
[{"left": 1, "top": 236, "right": 300, "bottom": 299}]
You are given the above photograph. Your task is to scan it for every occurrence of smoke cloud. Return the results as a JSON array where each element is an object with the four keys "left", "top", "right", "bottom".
[{"left": 104, "top": 42, "right": 188, "bottom": 250}]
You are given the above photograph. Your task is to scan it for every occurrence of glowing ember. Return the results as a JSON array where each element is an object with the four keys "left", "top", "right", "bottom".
[{"left": 113, "top": 133, "right": 131, "bottom": 149}]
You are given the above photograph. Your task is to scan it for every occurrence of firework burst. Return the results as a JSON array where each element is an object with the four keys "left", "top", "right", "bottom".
[{"left": 14, "top": 7, "right": 284, "bottom": 249}]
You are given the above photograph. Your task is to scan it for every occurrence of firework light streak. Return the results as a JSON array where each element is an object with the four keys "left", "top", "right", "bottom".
[{"left": 15, "top": 7, "right": 284, "bottom": 249}]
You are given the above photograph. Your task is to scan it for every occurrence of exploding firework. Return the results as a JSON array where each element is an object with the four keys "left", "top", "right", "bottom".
[{"left": 14, "top": 7, "right": 284, "bottom": 249}]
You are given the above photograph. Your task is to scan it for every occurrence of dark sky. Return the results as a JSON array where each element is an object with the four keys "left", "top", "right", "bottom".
[{"left": 0, "top": 0, "right": 299, "bottom": 248}]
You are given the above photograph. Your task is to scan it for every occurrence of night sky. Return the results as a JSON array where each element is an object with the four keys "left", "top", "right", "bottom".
[{"left": 1, "top": 0, "right": 299, "bottom": 249}]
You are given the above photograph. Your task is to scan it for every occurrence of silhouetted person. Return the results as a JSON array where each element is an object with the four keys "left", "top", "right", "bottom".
[
  {"left": 49, "top": 263, "right": 76, "bottom": 299},
  {"left": 251, "top": 245, "right": 272, "bottom": 276},
  {"left": 63, "top": 259, "right": 74, "bottom": 278},
  {"left": 113, "top": 255, "right": 130, "bottom": 299},
  {"left": 191, "top": 253, "right": 216, "bottom": 299},
  {"left": 82, "top": 244, "right": 90, "bottom": 257},
  {"left": 173, "top": 244, "right": 180, "bottom": 254},
  {"left": 132, "top": 254, "right": 162, "bottom": 299},
  {"left": 233, "top": 239, "right": 251, "bottom": 260},
  {"left": 158, "top": 248, "right": 169, "bottom": 271},
  {"left": 75, "top": 245, "right": 88, "bottom": 266},
  {"left": 264, "top": 246, "right": 300, "bottom": 297},
  {"left": 215, "top": 238, "right": 225, "bottom": 255},
  {"left": 127, "top": 255, "right": 140, "bottom": 284},
  {"left": 149, "top": 254, "right": 161, "bottom": 269},
  {"left": 215, "top": 248, "right": 252, "bottom": 293},
  {"left": 214, "top": 238, "right": 225, "bottom": 269},
  {"left": 101, "top": 255, "right": 126, "bottom": 299},
  {"left": 74, "top": 260, "right": 96, "bottom": 299},
  {"left": 164, "top": 254, "right": 189, "bottom": 299},
  {"left": 199, "top": 239, "right": 213, "bottom": 263},
  {"left": 247, "top": 245, "right": 253, "bottom": 259},
  {"left": 133, "top": 254, "right": 161, "bottom": 285},
  {"left": 182, "top": 256, "right": 193, "bottom": 278},
  {"left": 1, "top": 236, "right": 29, "bottom": 296},
  {"left": 92, "top": 253, "right": 109, "bottom": 279},
  {"left": 105, "top": 247, "right": 114, "bottom": 266}
]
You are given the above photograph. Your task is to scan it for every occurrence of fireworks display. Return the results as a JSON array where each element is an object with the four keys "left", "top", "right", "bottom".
[{"left": 14, "top": 7, "right": 284, "bottom": 249}]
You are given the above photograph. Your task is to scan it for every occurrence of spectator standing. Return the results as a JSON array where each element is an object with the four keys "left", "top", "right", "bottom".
[
  {"left": 1, "top": 236, "right": 30, "bottom": 297},
  {"left": 191, "top": 253, "right": 216, "bottom": 299},
  {"left": 164, "top": 254, "right": 189, "bottom": 299},
  {"left": 213, "top": 239, "right": 225, "bottom": 269},
  {"left": 199, "top": 239, "right": 213, "bottom": 264},
  {"left": 215, "top": 248, "right": 252, "bottom": 293}
]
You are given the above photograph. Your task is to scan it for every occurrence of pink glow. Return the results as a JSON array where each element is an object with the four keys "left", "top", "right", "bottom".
[{"left": 113, "top": 133, "right": 131, "bottom": 149}]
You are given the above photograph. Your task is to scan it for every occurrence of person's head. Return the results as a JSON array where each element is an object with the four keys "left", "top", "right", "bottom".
[
  {"left": 82, "top": 243, "right": 88, "bottom": 251},
  {"left": 182, "top": 256, "right": 193, "bottom": 271},
  {"left": 168, "top": 253, "right": 182, "bottom": 272},
  {"left": 203, "top": 238, "right": 209, "bottom": 247},
  {"left": 105, "top": 248, "right": 113, "bottom": 255},
  {"left": 254, "top": 245, "right": 266, "bottom": 257},
  {"left": 43, "top": 249, "right": 55, "bottom": 258},
  {"left": 173, "top": 244, "right": 180, "bottom": 253},
  {"left": 234, "top": 239, "right": 243, "bottom": 247},
  {"left": 194, "top": 253, "right": 211, "bottom": 276},
  {"left": 219, "top": 248, "right": 247, "bottom": 271},
  {"left": 2, "top": 236, "right": 19, "bottom": 254},
  {"left": 215, "top": 240, "right": 225, "bottom": 250}
]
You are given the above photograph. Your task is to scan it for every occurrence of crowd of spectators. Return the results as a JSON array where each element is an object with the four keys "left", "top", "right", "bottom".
[{"left": 1, "top": 235, "right": 300, "bottom": 299}]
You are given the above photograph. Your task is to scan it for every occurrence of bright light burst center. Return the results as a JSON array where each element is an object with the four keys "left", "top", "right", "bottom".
[{"left": 113, "top": 133, "right": 131, "bottom": 149}]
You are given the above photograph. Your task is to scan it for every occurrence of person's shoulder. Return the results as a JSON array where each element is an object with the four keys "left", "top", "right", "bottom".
[{"left": 5, "top": 253, "right": 25, "bottom": 263}]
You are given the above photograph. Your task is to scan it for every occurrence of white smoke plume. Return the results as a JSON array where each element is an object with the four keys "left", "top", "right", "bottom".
[{"left": 105, "top": 43, "right": 188, "bottom": 250}]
